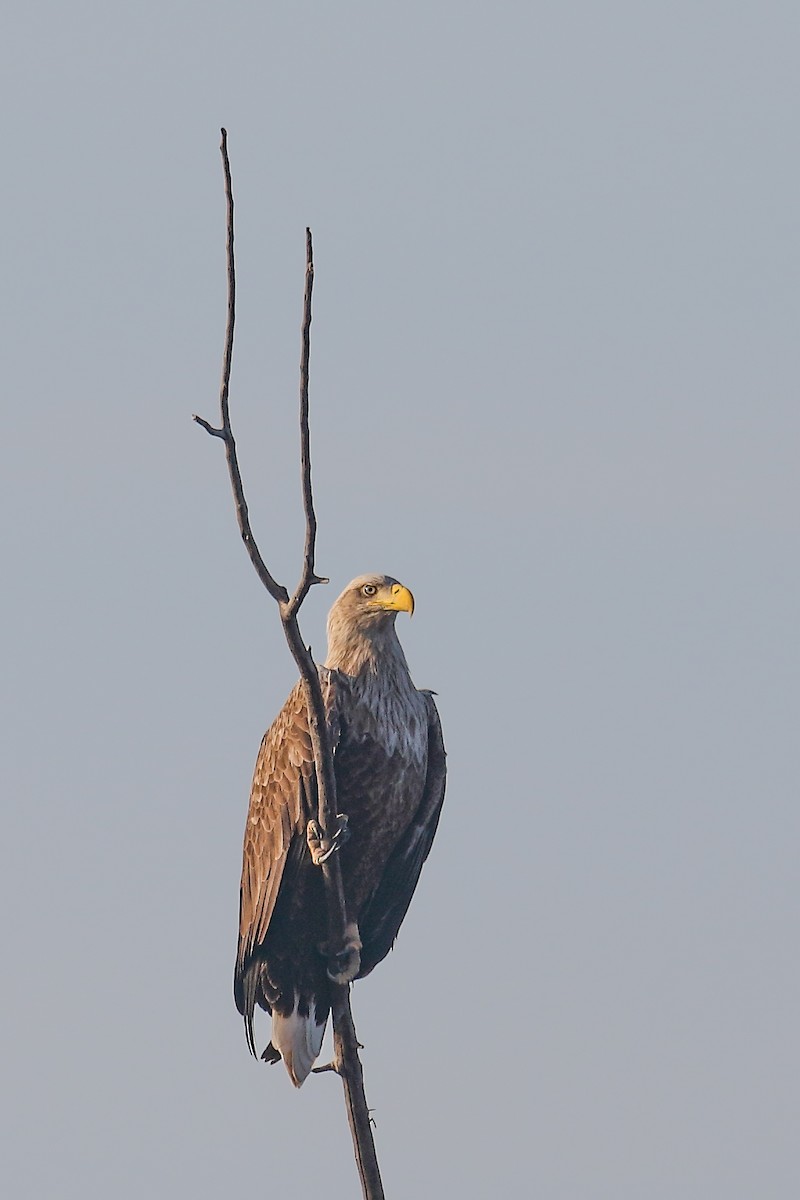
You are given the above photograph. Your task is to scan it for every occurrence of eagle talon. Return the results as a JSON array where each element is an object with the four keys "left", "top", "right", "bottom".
[
  {"left": 327, "top": 920, "right": 362, "bottom": 984},
  {"left": 307, "top": 814, "right": 350, "bottom": 866}
]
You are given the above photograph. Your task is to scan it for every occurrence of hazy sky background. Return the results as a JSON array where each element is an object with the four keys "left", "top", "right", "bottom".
[{"left": 2, "top": 2, "right": 798, "bottom": 1196}]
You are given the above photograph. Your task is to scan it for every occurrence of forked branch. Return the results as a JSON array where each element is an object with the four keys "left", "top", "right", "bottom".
[
  {"left": 194, "top": 128, "right": 384, "bottom": 1200},
  {"left": 192, "top": 131, "right": 287, "bottom": 606}
]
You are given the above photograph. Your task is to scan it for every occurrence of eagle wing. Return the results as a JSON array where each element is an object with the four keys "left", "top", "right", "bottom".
[
  {"left": 358, "top": 691, "right": 447, "bottom": 976},
  {"left": 234, "top": 672, "right": 340, "bottom": 1047}
]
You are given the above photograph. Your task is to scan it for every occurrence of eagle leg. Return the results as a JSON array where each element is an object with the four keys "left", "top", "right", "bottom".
[{"left": 306, "top": 814, "right": 350, "bottom": 865}]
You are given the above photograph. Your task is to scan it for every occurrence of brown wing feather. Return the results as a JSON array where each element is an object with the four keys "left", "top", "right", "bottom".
[
  {"left": 358, "top": 692, "right": 447, "bottom": 976},
  {"left": 234, "top": 673, "right": 340, "bottom": 1048}
]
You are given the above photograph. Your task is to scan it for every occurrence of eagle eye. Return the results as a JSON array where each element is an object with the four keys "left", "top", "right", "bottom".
[{"left": 362, "top": 584, "right": 378, "bottom": 597}]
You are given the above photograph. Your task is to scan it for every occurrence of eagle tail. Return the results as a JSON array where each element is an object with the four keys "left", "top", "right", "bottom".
[{"left": 271, "top": 995, "right": 327, "bottom": 1087}]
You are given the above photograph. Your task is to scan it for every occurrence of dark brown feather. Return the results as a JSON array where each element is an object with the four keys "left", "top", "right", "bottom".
[
  {"left": 234, "top": 674, "right": 340, "bottom": 1053},
  {"left": 358, "top": 693, "right": 447, "bottom": 975}
]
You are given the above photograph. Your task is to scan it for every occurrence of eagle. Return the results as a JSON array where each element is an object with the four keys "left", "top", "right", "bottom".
[{"left": 234, "top": 574, "right": 446, "bottom": 1086}]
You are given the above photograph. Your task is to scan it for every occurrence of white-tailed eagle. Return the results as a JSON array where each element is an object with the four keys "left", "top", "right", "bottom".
[{"left": 234, "top": 574, "right": 446, "bottom": 1086}]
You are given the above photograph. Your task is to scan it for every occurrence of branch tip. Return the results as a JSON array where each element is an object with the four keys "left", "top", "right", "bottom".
[
  {"left": 192, "top": 414, "right": 227, "bottom": 440},
  {"left": 311, "top": 1060, "right": 341, "bottom": 1075}
]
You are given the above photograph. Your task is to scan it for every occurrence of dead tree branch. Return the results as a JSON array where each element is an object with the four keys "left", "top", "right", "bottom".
[{"left": 193, "top": 128, "right": 385, "bottom": 1200}]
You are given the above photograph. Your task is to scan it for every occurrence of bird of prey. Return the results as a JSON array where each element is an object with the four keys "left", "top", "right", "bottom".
[{"left": 234, "top": 574, "right": 446, "bottom": 1086}]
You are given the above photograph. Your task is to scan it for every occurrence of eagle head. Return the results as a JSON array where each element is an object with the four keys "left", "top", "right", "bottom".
[{"left": 325, "top": 574, "right": 415, "bottom": 671}]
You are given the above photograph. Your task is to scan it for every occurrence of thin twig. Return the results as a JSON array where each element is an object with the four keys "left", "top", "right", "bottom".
[
  {"left": 285, "top": 227, "right": 329, "bottom": 621},
  {"left": 193, "top": 128, "right": 288, "bottom": 607},
  {"left": 195, "top": 128, "right": 385, "bottom": 1200}
]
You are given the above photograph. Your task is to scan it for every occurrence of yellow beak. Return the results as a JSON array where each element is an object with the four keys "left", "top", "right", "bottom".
[{"left": 383, "top": 583, "right": 415, "bottom": 616}]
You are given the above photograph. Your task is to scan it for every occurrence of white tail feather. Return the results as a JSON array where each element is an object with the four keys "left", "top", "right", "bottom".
[{"left": 271, "top": 997, "right": 327, "bottom": 1087}]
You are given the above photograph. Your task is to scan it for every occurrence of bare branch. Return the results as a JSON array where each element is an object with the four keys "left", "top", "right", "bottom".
[
  {"left": 197, "top": 129, "right": 385, "bottom": 1200},
  {"left": 332, "top": 987, "right": 386, "bottom": 1198},
  {"left": 218, "top": 128, "right": 236, "bottom": 437},
  {"left": 285, "top": 229, "right": 329, "bottom": 620},
  {"left": 192, "top": 414, "right": 226, "bottom": 439},
  {"left": 194, "top": 128, "right": 288, "bottom": 606},
  {"left": 311, "top": 1061, "right": 341, "bottom": 1076}
]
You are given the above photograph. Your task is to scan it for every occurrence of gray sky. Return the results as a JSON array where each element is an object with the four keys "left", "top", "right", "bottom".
[{"left": 2, "top": 2, "right": 798, "bottom": 1196}]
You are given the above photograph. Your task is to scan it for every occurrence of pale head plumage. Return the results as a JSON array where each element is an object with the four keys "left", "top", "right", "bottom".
[{"left": 324, "top": 574, "right": 415, "bottom": 676}]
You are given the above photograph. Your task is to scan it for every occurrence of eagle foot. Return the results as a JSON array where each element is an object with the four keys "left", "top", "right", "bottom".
[
  {"left": 327, "top": 921, "right": 362, "bottom": 984},
  {"left": 306, "top": 814, "right": 350, "bottom": 866}
]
